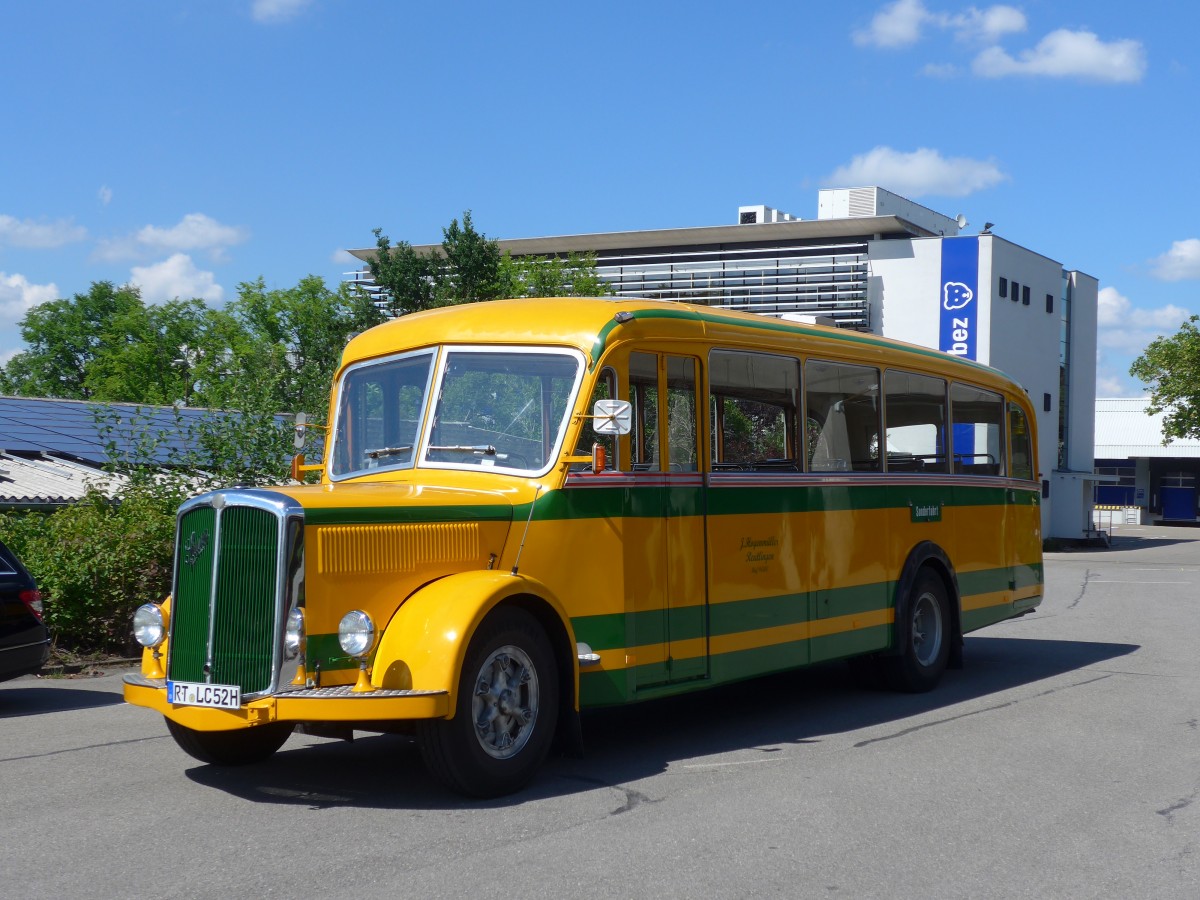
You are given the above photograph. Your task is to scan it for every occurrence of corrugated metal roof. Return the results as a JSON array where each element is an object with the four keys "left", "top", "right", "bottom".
[
  {"left": 0, "top": 452, "right": 126, "bottom": 506},
  {"left": 1094, "top": 398, "right": 1200, "bottom": 458}
]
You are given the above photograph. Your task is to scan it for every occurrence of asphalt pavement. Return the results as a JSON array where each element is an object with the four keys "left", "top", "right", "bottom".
[{"left": 1, "top": 525, "right": 1197, "bottom": 898}]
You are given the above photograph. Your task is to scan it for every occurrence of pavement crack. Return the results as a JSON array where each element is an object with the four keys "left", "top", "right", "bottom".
[
  {"left": 1067, "top": 569, "right": 1097, "bottom": 610},
  {"left": 556, "top": 773, "right": 658, "bottom": 816},
  {"left": 854, "top": 673, "right": 1114, "bottom": 748},
  {"left": 1157, "top": 790, "right": 1197, "bottom": 825},
  {"left": 0, "top": 733, "right": 168, "bottom": 763}
]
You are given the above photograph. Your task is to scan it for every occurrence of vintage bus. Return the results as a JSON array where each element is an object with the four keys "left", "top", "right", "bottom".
[{"left": 124, "top": 297, "right": 1043, "bottom": 796}]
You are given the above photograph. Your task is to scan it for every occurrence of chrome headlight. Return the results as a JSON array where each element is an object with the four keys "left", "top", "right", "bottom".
[
  {"left": 133, "top": 603, "right": 167, "bottom": 648},
  {"left": 284, "top": 607, "right": 305, "bottom": 659},
  {"left": 338, "top": 610, "right": 375, "bottom": 658}
]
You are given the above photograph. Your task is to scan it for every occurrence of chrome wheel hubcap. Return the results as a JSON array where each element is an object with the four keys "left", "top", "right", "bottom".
[
  {"left": 911, "top": 591, "right": 944, "bottom": 667},
  {"left": 472, "top": 645, "right": 539, "bottom": 759}
]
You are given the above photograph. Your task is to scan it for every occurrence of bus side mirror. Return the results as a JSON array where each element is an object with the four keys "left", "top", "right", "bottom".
[{"left": 593, "top": 399, "right": 632, "bottom": 436}]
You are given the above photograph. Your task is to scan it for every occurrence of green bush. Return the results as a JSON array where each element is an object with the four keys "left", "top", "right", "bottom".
[{"left": 0, "top": 483, "right": 183, "bottom": 654}]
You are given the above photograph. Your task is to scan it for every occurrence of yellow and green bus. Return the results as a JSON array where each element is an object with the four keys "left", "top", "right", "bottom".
[{"left": 124, "top": 297, "right": 1042, "bottom": 796}]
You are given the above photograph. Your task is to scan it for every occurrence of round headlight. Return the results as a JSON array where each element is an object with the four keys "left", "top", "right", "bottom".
[
  {"left": 284, "top": 607, "right": 305, "bottom": 659},
  {"left": 338, "top": 610, "right": 375, "bottom": 658},
  {"left": 133, "top": 603, "right": 166, "bottom": 648}
]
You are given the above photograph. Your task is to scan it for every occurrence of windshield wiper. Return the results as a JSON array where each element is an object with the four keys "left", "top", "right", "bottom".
[
  {"left": 427, "top": 444, "right": 498, "bottom": 456},
  {"left": 365, "top": 445, "right": 413, "bottom": 460}
]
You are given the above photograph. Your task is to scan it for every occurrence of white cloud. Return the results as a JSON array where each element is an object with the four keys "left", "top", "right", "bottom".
[
  {"left": 129, "top": 254, "right": 224, "bottom": 304},
  {"left": 252, "top": 0, "right": 312, "bottom": 23},
  {"left": 0, "top": 214, "right": 87, "bottom": 249},
  {"left": 973, "top": 29, "right": 1146, "bottom": 82},
  {"left": 949, "top": 5, "right": 1026, "bottom": 44},
  {"left": 95, "top": 213, "right": 248, "bottom": 262},
  {"left": 854, "top": 1, "right": 1026, "bottom": 48},
  {"left": 330, "top": 248, "right": 358, "bottom": 266},
  {"left": 824, "top": 146, "right": 1006, "bottom": 198},
  {"left": 854, "top": 0, "right": 929, "bottom": 48},
  {"left": 1, "top": 271, "right": 59, "bottom": 322},
  {"left": 1096, "top": 286, "right": 1191, "bottom": 354},
  {"left": 1149, "top": 238, "right": 1200, "bottom": 282},
  {"left": 98, "top": 185, "right": 113, "bottom": 206},
  {"left": 1095, "top": 367, "right": 1142, "bottom": 399},
  {"left": 921, "top": 62, "right": 959, "bottom": 78}
]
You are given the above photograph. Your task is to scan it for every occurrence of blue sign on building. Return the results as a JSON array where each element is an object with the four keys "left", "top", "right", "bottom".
[{"left": 939, "top": 236, "right": 979, "bottom": 361}]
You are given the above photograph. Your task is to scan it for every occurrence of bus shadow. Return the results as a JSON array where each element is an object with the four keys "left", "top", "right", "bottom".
[{"left": 184, "top": 635, "right": 1135, "bottom": 810}]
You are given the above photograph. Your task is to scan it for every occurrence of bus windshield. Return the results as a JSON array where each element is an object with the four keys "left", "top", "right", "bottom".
[{"left": 330, "top": 346, "right": 584, "bottom": 479}]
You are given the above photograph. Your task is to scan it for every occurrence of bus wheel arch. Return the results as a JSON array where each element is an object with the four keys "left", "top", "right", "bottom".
[
  {"left": 884, "top": 543, "right": 962, "bottom": 692},
  {"left": 415, "top": 603, "right": 562, "bottom": 797}
]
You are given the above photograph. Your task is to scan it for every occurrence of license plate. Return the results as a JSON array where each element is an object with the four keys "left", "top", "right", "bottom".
[{"left": 166, "top": 680, "right": 242, "bottom": 710}]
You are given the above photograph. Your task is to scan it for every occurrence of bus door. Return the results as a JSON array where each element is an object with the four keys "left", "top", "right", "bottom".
[{"left": 626, "top": 350, "right": 708, "bottom": 688}]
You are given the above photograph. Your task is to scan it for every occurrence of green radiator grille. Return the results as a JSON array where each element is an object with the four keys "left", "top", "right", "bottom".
[{"left": 168, "top": 504, "right": 280, "bottom": 694}]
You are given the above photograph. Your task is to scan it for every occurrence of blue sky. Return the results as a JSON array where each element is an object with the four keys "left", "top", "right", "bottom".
[{"left": 1, "top": 0, "right": 1196, "bottom": 396}]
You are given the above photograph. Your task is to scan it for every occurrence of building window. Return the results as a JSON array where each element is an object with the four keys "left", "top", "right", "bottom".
[
  {"left": 739, "top": 211, "right": 757, "bottom": 224},
  {"left": 1044, "top": 392, "right": 1052, "bottom": 412},
  {"left": 1022, "top": 285, "right": 1031, "bottom": 306},
  {"left": 1011, "top": 280, "right": 1020, "bottom": 302},
  {"left": 999, "top": 277, "right": 1008, "bottom": 298},
  {"left": 1046, "top": 293, "right": 1054, "bottom": 314}
]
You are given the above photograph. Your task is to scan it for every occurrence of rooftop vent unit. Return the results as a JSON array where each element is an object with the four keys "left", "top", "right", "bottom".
[
  {"left": 737, "top": 205, "right": 798, "bottom": 225},
  {"left": 816, "top": 186, "right": 962, "bottom": 236}
]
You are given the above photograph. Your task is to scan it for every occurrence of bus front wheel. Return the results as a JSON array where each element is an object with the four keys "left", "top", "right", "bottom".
[
  {"left": 416, "top": 607, "right": 559, "bottom": 798},
  {"left": 165, "top": 719, "right": 293, "bottom": 765},
  {"left": 884, "top": 570, "right": 951, "bottom": 693}
]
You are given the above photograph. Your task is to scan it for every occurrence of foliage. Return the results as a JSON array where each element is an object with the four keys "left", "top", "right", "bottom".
[
  {"left": 0, "top": 275, "right": 378, "bottom": 423},
  {"left": 368, "top": 212, "right": 609, "bottom": 313},
  {"left": 497, "top": 250, "right": 610, "bottom": 299},
  {"left": 0, "top": 485, "right": 179, "bottom": 653},
  {"left": 0, "top": 282, "right": 143, "bottom": 399},
  {"left": 1129, "top": 315, "right": 1200, "bottom": 442}
]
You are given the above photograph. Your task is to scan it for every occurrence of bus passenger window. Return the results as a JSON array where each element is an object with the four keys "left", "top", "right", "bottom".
[
  {"left": 950, "top": 384, "right": 1006, "bottom": 475},
  {"left": 884, "top": 370, "right": 948, "bottom": 473},
  {"left": 1009, "top": 403, "right": 1034, "bottom": 481},
  {"left": 572, "top": 367, "right": 618, "bottom": 470},
  {"left": 709, "top": 350, "right": 800, "bottom": 471},
  {"left": 666, "top": 357, "right": 698, "bottom": 472},
  {"left": 805, "top": 360, "right": 881, "bottom": 473},
  {"left": 628, "top": 352, "right": 659, "bottom": 471}
]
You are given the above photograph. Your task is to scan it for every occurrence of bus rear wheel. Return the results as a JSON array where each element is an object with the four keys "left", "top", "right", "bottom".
[
  {"left": 165, "top": 719, "right": 293, "bottom": 765},
  {"left": 416, "top": 607, "right": 558, "bottom": 798},
  {"left": 884, "top": 570, "right": 951, "bottom": 693}
]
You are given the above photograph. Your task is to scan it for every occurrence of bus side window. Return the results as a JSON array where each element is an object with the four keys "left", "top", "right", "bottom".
[
  {"left": 805, "top": 360, "right": 881, "bottom": 473},
  {"left": 950, "top": 384, "right": 1006, "bottom": 475},
  {"left": 572, "top": 367, "right": 618, "bottom": 470},
  {"left": 709, "top": 350, "right": 800, "bottom": 471},
  {"left": 884, "top": 370, "right": 948, "bottom": 473},
  {"left": 628, "top": 352, "right": 660, "bottom": 471},
  {"left": 666, "top": 356, "right": 698, "bottom": 472},
  {"left": 1009, "top": 403, "right": 1034, "bottom": 481}
]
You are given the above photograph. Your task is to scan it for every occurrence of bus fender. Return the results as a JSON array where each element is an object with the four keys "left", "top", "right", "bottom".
[
  {"left": 885, "top": 542, "right": 963, "bottom": 669},
  {"left": 370, "top": 570, "right": 579, "bottom": 716}
]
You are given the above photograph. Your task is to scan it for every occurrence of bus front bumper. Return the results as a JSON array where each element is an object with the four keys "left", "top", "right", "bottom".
[{"left": 123, "top": 673, "right": 450, "bottom": 731}]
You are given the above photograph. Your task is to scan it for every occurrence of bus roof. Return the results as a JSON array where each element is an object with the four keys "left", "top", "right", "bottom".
[{"left": 341, "top": 297, "right": 1023, "bottom": 395}]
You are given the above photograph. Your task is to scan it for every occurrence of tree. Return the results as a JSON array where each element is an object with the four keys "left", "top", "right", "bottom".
[
  {"left": 367, "top": 228, "right": 439, "bottom": 316},
  {"left": 438, "top": 210, "right": 501, "bottom": 304},
  {"left": 497, "top": 250, "right": 610, "bottom": 299},
  {"left": 0, "top": 282, "right": 143, "bottom": 399},
  {"left": 1130, "top": 315, "right": 1200, "bottom": 442}
]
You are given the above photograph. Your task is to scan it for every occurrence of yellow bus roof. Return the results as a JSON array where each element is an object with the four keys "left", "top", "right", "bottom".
[{"left": 341, "top": 297, "right": 1022, "bottom": 395}]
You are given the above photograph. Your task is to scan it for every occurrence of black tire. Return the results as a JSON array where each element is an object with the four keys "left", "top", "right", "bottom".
[
  {"left": 165, "top": 718, "right": 293, "bottom": 766},
  {"left": 882, "top": 570, "right": 951, "bottom": 693},
  {"left": 416, "top": 607, "right": 559, "bottom": 798}
]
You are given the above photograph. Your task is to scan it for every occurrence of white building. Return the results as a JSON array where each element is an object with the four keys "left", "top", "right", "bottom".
[
  {"left": 1095, "top": 397, "right": 1200, "bottom": 523},
  {"left": 348, "top": 186, "right": 1100, "bottom": 539}
]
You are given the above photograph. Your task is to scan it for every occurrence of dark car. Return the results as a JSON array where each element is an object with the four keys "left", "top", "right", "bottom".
[{"left": 1, "top": 540, "right": 50, "bottom": 682}]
